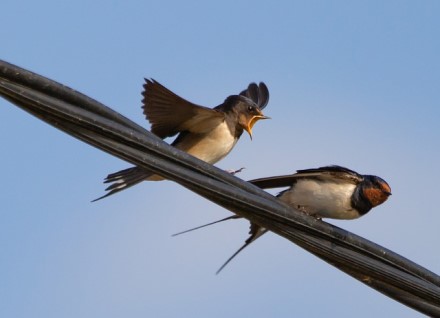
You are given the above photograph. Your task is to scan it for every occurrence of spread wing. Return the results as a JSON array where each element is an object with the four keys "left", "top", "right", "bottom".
[
  {"left": 240, "top": 82, "right": 269, "bottom": 110},
  {"left": 249, "top": 165, "right": 364, "bottom": 189},
  {"left": 142, "top": 79, "right": 225, "bottom": 138}
]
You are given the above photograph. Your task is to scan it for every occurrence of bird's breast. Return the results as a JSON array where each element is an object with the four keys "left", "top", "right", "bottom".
[
  {"left": 175, "top": 121, "right": 237, "bottom": 164},
  {"left": 279, "top": 180, "right": 360, "bottom": 219}
]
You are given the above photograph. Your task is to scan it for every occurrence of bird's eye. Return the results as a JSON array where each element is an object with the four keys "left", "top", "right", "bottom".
[{"left": 248, "top": 106, "right": 254, "bottom": 112}]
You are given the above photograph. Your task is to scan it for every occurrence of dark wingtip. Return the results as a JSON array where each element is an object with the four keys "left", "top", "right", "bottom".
[
  {"left": 142, "top": 78, "right": 152, "bottom": 93},
  {"left": 239, "top": 82, "right": 269, "bottom": 110},
  {"left": 258, "top": 82, "right": 269, "bottom": 110}
]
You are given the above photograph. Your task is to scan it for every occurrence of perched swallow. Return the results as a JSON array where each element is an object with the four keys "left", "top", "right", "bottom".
[
  {"left": 174, "top": 165, "right": 391, "bottom": 273},
  {"left": 93, "top": 79, "right": 270, "bottom": 201},
  {"left": 252, "top": 165, "right": 392, "bottom": 219}
]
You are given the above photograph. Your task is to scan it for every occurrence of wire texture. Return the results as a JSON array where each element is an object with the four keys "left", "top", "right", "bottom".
[{"left": 1, "top": 59, "right": 440, "bottom": 316}]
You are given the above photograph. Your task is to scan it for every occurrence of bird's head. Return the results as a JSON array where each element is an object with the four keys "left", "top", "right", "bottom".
[
  {"left": 233, "top": 96, "right": 270, "bottom": 139},
  {"left": 362, "top": 176, "right": 392, "bottom": 207}
]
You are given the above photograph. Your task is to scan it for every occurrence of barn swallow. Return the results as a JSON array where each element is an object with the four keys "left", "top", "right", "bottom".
[
  {"left": 174, "top": 165, "right": 391, "bottom": 273},
  {"left": 93, "top": 80, "right": 270, "bottom": 201}
]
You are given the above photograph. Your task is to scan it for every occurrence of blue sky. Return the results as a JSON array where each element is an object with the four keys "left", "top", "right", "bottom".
[{"left": 1, "top": 1, "right": 439, "bottom": 317}]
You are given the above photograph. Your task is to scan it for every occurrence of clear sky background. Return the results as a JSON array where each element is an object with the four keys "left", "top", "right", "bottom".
[{"left": 1, "top": 1, "right": 439, "bottom": 317}]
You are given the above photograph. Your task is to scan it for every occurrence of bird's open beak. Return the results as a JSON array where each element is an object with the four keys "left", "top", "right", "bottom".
[{"left": 245, "top": 115, "right": 270, "bottom": 140}]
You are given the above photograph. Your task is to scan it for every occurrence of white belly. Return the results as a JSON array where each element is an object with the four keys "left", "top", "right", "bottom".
[
  {"left": 175, "top": 121, "right": 237, "bottom": 164},
  {"left": 279, "top": 180, "right": 360, "bottom": 219}
]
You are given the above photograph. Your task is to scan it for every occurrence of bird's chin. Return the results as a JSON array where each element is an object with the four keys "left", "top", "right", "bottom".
[{"left": 243, "top": 126, "right": 253, "bottom": 140}]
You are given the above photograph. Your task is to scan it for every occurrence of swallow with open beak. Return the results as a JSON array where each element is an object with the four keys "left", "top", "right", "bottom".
[
  {"left": 93, "top": 79, "right": 270, "bottom": 201},
  {"left": 174, "top": 165, "right": 392, "bottom": 273}
]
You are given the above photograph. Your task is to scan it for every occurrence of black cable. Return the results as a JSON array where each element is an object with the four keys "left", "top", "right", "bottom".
[{"left": 1, "top": 59, "right": 440, "bottom": 316}]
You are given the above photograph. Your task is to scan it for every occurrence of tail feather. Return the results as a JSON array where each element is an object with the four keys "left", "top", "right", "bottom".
[
  {"left": 172, "top": 215, "right": 242, "bottom": 237},
  {"left": 216, "top": 224, "right": 267, "bottom": 274},
  {"left": 92, "top": 167, "right": 154, "bottom": 202},
  {"left": 171, "top": 214, "right": 268, "bottom": 274}
]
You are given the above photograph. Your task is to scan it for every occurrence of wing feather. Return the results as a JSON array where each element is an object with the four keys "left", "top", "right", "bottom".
[
  {"left": 142, "top": 79, "right": 224, "bottom": 138},
  {"left": 239, "top": 82, "right": 269, "bottom": 109},
  {"left": 249, "top": 165, "right": 363, "bottom": 189}
]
